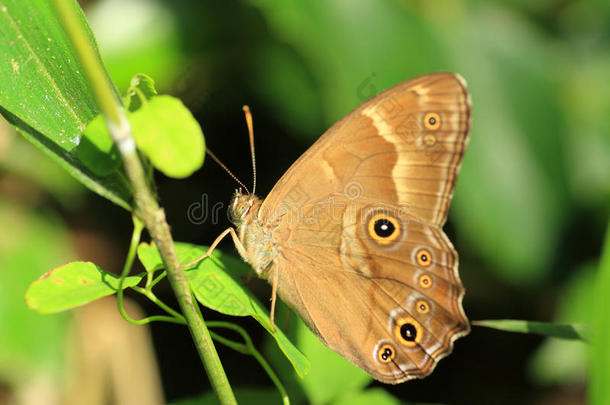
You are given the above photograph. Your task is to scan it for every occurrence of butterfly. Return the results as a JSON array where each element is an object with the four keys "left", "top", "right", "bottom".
[{"left": 205, "top": 72, "right": 471, "bottom": 383}]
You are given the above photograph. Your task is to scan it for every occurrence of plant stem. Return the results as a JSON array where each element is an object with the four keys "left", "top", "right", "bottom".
[
  {"left": 150, "top": 270, "right": 167, "bottom": 288},
  {"left": 207, "top": 321, "right": 290, "bottom": 405},
  {"left": 51, "top": 1, "right": 237, "bottom": 403}
]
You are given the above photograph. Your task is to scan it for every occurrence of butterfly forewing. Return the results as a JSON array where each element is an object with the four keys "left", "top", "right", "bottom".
[{"left": 260, "top": 72, "right": 471, "bottom": 227}]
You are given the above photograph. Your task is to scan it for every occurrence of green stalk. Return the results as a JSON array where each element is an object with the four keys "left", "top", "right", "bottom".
[
  {"left": 207, "top": 322, "right": 290, "bottom": 405},
  {"left": 50, "top": 1, "right": 236, "bottom": 403},
  {"left": 117, "top": 217, "right": 184, "bottom": 325}
]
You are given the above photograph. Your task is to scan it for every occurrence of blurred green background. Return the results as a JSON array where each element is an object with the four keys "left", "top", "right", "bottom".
[{"left": 1, "top": 0, "right": 609, "bottom": 404}]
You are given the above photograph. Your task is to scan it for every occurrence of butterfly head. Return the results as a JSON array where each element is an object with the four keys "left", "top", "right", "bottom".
[{"left": 229, "top": 189, "right": 259, "bottom": 225}]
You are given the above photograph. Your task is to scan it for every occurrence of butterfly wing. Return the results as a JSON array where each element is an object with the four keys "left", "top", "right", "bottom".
[
  {"left": 258, "top": 72, "right": 471, "bottom": 383},
  {"left": 270, "top": 205, "right": 468, "bottom": 383},
  {"left": 259, "top": 72, "right": 471, "bottom": 227}
]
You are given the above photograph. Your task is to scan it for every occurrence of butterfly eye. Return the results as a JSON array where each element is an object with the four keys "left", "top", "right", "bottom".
[
  {"left": 424, "top": 112, "right": 441, "bottom": 130},
  {"left": 239, "top": 202, "right": 250, "bottom": 216},
  {"left": 230, "top": 201, "right": 250, "bottom": 223},
  {"left": 394, "top": 317, "right": 423, "bottom": 347},
  {"left": 416, "top": 249, "right": 432, "bottom": 267},
  {"left": 376, "top": 343, "right": 396, "bottom": 364},
  {"left": 368, "top": 214, "right": 400, "bottom": 245}
]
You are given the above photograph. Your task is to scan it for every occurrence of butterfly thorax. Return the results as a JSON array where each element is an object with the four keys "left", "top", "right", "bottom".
[{"left": 229, "top": 190, "right": 278, "bottom": 278}]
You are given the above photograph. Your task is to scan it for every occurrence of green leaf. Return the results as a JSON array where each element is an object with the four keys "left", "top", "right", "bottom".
[
  {"left": 25, "top": 261, "right": 143, "bottom": 314},
  {"left": 129, "top": 95, "right": 205, "bottom": 178},
  {"left": 472, "top": 319, "right": 591, "bottom": 341},
  {"left": 590, "top": 221, "right": 610, "bottom": 405},
  {"left": 124, "top": 73, "right": 158, "bottom": 112},
  {"left": 76, "top": 90, "right": 204, "bottom": 179},
  {"left": 136, "top": 242, "right": 310, "bottom": 378},
  {"left": 137, "top": 242, "right": 165, "bottom": 273},
  {"left": 0, "top": 0, "right": 132, "bottom": 209},
  {"left": 77, "top": 114, "right": 120, "bottom": 176},
  {"left": 77, "top": 73, "right": 158, "bottom": 177}
]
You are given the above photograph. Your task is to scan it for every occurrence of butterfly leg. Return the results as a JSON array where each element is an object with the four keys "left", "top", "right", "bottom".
[
  {"left": 182, "top": 227, "right": 247, "bottom": 267},
  {"left": 269, "top": 266, "right": 279, "bottom": 332}
]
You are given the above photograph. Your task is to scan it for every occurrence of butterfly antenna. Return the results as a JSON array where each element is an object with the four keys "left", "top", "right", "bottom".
[
  {"left": 242, "top": 105, "right": 257, "bottom": 195},
  {"left": 206, "top": 147, "right": 250, "bottom": 194}
]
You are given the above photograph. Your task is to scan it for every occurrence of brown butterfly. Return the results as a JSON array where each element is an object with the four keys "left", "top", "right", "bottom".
[{"left": 205, "top": 72, "right": 471, "bottom": 383}]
